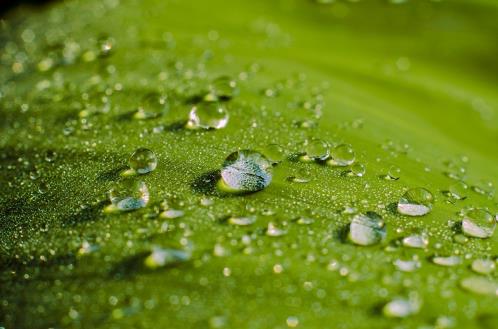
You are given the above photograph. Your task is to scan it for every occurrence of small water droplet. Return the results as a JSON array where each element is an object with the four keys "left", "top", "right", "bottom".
[
  {"left": 206, "top": 76, "right": 238, "bottom": 101},
  {"left": 383, "top": 295, "right": 421, "bottom": 318},
  {"left": 295, "top": 217, "right": 314, "bottom": 225},
  {"left": 261, "top": 143, "right": 286, "bottom": 164},
  {"left": 460, "top": 276, "right": 498, "bottom": 296},
  {"left": 397, "top": 188, "right": 434, "bottom": 216},
  {"left": 219, "top": 150, "right": 272, "bottom": 193},
  {"left": 129, "top": 148, "right": 157, "bottom": 174},
  {"left": 447, "top": 181, "right": 468, "bottom": 200},
  {"left": 348, "top": 212, "right": 386, "bottom": 246},
  {"left": 266, "top": 222, "right": 287, "bottom": 237},
  {"left": 144, "top": 246, "right": 191, "bottom": 269},
  {"left": 286, "top": 316, "right": 299, "bottom": 328},
  {"left": 394, "top": 258, "right": 421, "bottom": 272},
  {"left": 432, "top": 255, "right": 461, "bottom": 267},
  {"left": 160, "top": 209, "right": 185, "bottom": 219},
  {"left": 304, "top": 138, "right": 329, "bottom": 161},
  {"left": 327, "top": 144, "right": 355, "bottom": 167},
  {"left": 108, "top": 180, "right": 149, "bottom": 211},
  {"left": 228, "top": 215, "right": 256, "bottom": 226},
  {"left": 347, "top": 163, "right": 366, "bottom": 177},
  {"left": 471, "top": 259, "right": 496, "bottom": 275},
  {"left": 187, "top": 102, "right": 229, "bottom": 129},
  {"left": 461, "top": 208, "right": 496, "bottom": 238}
]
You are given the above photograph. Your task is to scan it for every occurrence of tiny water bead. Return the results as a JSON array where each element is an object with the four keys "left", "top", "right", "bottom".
[
  {"left": 129, "top": 148, "right": 157, "bottom": 174},
  {"left": 327, "top": 144, "right": 355, "bottom": 167},
  {"left": 348, "top": 212, "right": 386, "bottom": 246},
  {"left": 461, "top": 208, "right": 496, "bottom": 238},
  {"left": 144, "top": 247, "right": 191, "bottom": 269},
  {"left": 347, "top": 163, "right": 366, "bottom": 177},
  {"left": 471, "top": 259, "right": 496, "bottom": 275},
  {"left": 304, "top": 138, "right": 329, "bottom": 161},
  {"left": 397, "top": 188, "right": 434, "bottom": 216},
  {"left": 187, "top": 102, "right": 229, "bottom": 129},
  {"left": 219, "top": 150, "right": 272, "bottom": 193},
  {"left": 460, "top": 276, "right": 498, "bottom": 296},
  {"left": 206, "top": 76, "right": 238, "bottom": 101},
  {"left": 108, "top": 180, "right": 149, "bottom": 211}
]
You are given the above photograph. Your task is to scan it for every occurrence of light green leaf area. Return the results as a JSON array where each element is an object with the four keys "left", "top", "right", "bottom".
[{"left": 1, "top": 0, "right": 497, "bottom": 328}]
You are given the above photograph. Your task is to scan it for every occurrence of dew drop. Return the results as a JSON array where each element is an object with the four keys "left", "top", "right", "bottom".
[
  {"left": 394, "top": 258, "right": 421, "bottom": 272},
  {"left": 304, "top": 138, "right": 329, "bottom": 161},
  {"left": 383, "top": 295, "right": 421, "bottom": 318},
  {"left": 228, "top": 215, "right": 256, "bottom": 226},
  {"left": 144, "top": 246, "right": 191, "bottom": 269},
  {"left": 348, "top": 212, "right": 386, "bottom": 246},
  {"left": 206, "top": 76, "right": 238, "bottom": 101},
  {"left": 471, "top": 259, "right": 496, "bottom": 275},
  {"left": 219, "top": 150, "right": 272, "bottom": 193},
  {"left": 129, "top": 148, "right": 157, "bottom": 174},
  {"left": 461, "top": 208, "right": 496, "bottom": 238},
  {"left": 187, "top": 102, "right": 229, "bottom": 129},
  {"left": 266, "top": 222, "right": 287, "bottom": 237},
  {"left": 348, "top": 163, "right": 366, "bottom": 177},
  {"left": 385, "top": 165, "right": 401, "bottom": 180},
  {"left": 108, "top": 180, "right": 149, "bottom": 211},
  {"left": 402, "top": 233, "right": 429, "bottom": 249},
  {"left": 448, "top": 181, "right": 468, "bottom": 200},
  {"left": 432, "top": 255, "right": 461, "bottom": 267},
  {"left": 460, "top": 276, "right": 498, "bottom": 296},
  {"left": 397, "top": 188, "right": 434, "bottom": 216},
  {"left": 261, "top": 143, "right": 286, "bottom": 164},
  {"left": 327, "top": 144, "right": 355, "bottom": 167}
]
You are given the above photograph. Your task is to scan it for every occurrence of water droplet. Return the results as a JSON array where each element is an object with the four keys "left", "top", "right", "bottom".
[
  {"left": 295, "top": 217, "right": 314, "bottom": 225},
  {"left": 286, "top": 316, "right": 299, "bottom": 328},
  {"left": 187, "top": 102, "right": 229, "bottom": 129},
  {"left": 144, "top": 246, "right": 191, "bottom": 269},
  {"left": 348, "top": 212, "right": 386, "bottom": 246},
  {"left": 383, "top": 295, "right": 421, "bottom": 318},
  {"left": 129, "top": 148, "right": 157, "bottom": 174},
  {"left": 327, "top": 144, "right": 355, "bottom": 167},
  {"left": 206, "top": 76, "right": 238, "bottom": 101},
  {"left": 471, "top": 259, "right": 496, "bottom": 275},
  {"left": 394, "top": 258, "right": 421, "bottom": 272},
  {"left": 397, "top": 188, "right": 434, "bottom": 216},
  {"left": 266, "top": 222, "right": 287, "bottom": 237},
  {"left": 402, "top": 233, "right": 429, "bottom": 249},
  {"left": 304, "top": 139, "right": 329, "bottom": 161},
  {"left": 385, "top": 165, "right": 401, "bottom": 180},
  {"left": 432, "top": 255, "right": 461, "bottom": 267},
  {"left": 460, "top": 276, "right": 498, "bottom": 296},
  {"left": 108, "top": 180, "right": 149, "bottom": 211},
  {"left": 228, "top": 215, "right": 256, "bottom": 226},
  {"left": 261, "top": 143, "right": 286, "bottom": 164},
  {"left": 448, "top": 181, "right": 468, "bottom": 200},
  {"left": 461, "top": 208, "right": 496, "bottom": 238},
  {"left": 287, "top": 168, "right": 311, "bottom": 183},
  {"left": 347, "top": 163, "right": 366, "bottom": 177},
  {"left": 219, "top": 150, "right": 272, "bottom": 193},
  {"left": 133, "top": 93, "right": 168, "bottom": 120},
  {"left": 160, "top": 209, "right": 185, "bottom": 219}
]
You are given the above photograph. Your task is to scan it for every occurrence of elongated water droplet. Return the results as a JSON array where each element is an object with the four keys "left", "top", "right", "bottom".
[
  {"left": 348, "top": 212, "right": 386, "bottom": 246},
  {"left": 394, "top": 258, "right": 421, "bottom": 272},
  {"left": 383, "top": 295, "right": 421, "bottom": 318},
  {"left": 144, "top": 247, "right": 191, "bottom": 269},
  {"left": 219, "top": 150, "right": 272, "bottom": 193},
  {"left": 397, "top": 188, "right": 434, "bottom": 216},
  {"left": 129, "top": 148, "right": 157, "bottom": 174},
  {"left": 266, "top": 222, "right": 287, "bottom": 237},
  {"left": 460, "top": 276, "right": 498, "bottom": 296},
  {"left": 471, "top": 259, "right": 496, "bottom": 275},
  {"left": 432, "top": 255, "right": 461, "bottom": 267},
  {"left": 228, "top": 215, "right": 256, "bottom": 226},
  {"left": 402, "top": 233, "right": 429, "bottom": 249},
  {"left": 461, "top": 208, "right": 496, "bottom": 238},
  {"left": 327, "top": 144, "right": 355, "bottom": 167},
  {"left": 187, "top": 102, "right": 229, "bottom": 129},
  {"left": 108, "top": 180, "right": 149, "bottom": 211}
]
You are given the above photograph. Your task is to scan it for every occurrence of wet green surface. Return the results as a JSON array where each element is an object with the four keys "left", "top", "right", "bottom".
[{"left": 1, "top": 0, "right": 497, "bottom": 328}]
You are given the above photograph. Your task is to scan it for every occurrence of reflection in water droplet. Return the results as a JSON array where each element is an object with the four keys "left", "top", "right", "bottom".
[
  {"left": 219, "top": 150, "right": 272, "bottom": 193},
  {"left": 187, "top": 102, "right": 229, "bottom": 129},
  {"left": 144, "top": 247, "right": 191, "bottom": 269},
  {"left": 327, "top": 144, "right": 355, "bottom": 167},
  {"left": 129, "top": 148, "right": 157, "bottom": 174},
  {"left": 461, "top": 208, "right": 496, "bottom": 238},
  {"left": 108, "top": 180, "right": 149, "bottom": 211},
  {"left": 348, "top": 212, "right": 386, "bottom": 246},
  {"left": 397, "top": 188, "right": 434, "bottom": 216},
  {"left": 471, "top": 259, "right": 496, "bottom": 275},
  {"left": 460, "top": 276, "right": 498, "bottom": 296}
]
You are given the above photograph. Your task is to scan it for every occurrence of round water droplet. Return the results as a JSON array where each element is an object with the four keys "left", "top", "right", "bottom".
[
  {"left": 219, "top": 150, "right": 272, "bottom": 193},
  {"left": 461, "top": 208, "right": 496, "bottom": 238},
  {"left": 448, "top": 181, "right": 468, "bottom": 200},
  {"left": 383, "top": 296, "right": 421, "bottom": 318},
  {"left": 304, "top": 139, "right": 329, "bottom": 161},
  {"left": 348, "top": 212, "right": 386, "bottom": 246},
  {"left": 133, "top": 93, "right": 168, "bottom": 120},
  {"left": 385, "top": 165, "right": 401, "bottom": 180},
  {"left": 207, "top": 76, "right": 238, "bottom": 101},
  {"left": 471, "top": 259, "right": 496, "bottom": 275},
  {"left": 327, "top": 144, "right": 355, "bottom": 167},
  {"left": 187, "top": 102, "right": 229, "bottom": 129},
  {"left": 460, "top": 276, "right": 498, "bottom": 296},
  {"left": 397, "top": 188, "right": 434, "bottom": 216},
  {"left": 348, "top": 163, "right": 366, "bottom": 177},
  {"left": 129, "top": 148, "right": 157, "bottom": 174},
  {"left": 109, "top": 180, "right": 149, "bottom": 211},
  {"left": 261, "top": 143, "right": 286, "bottom": 164}
]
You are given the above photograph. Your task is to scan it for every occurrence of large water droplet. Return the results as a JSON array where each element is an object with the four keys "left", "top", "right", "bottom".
[
  {"left": 219, "top": 150, "right": 272, "bottom": 193},
  {"left": 461, "top": 208, "right": 496, "bottom": 238},
  {"left": 129, "top": 148, "right": 157, "bottom": 174},
  {"left": 187, "top": 102, "right": 229, "bottom": 129},
  {"left": 108, "top": 180, "right": 149, "bottom": 211},
  {"left": 460, "top": 276, "right": 498, "bottom": 296},
  {"left": 348, "top": 212, "right": 386, "bottom": 246},
  {"left": 397, "top": 188, "right": 434, "bottom": 216},
  {"left": 327, "top": 144, "right": 355, "bottom": 167},
  {"left": 385, "top": 165, "right": 401, "bottom": 180}
]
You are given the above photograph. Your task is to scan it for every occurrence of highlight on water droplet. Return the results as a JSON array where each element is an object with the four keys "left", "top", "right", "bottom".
[
  {"left": 397, "top": 187, "right": 434, "bottom": 216},
  {"left": 348, "top": 212, "right": 386, "bottom": 246},
  {"left": 187, "top": 102, "right": 229, "bottom": 130},
  {"left": 327, "top": 144, "right": 355, "bottom": 167},
  {"left": 107, "top": 180, "right": 149, "bottom": 212},
  {"left": 219, "top": 150, "right": 272, "bottom": 193},
  {"left": 128, "top": 148, "right": 157, "bottom": 174}
]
